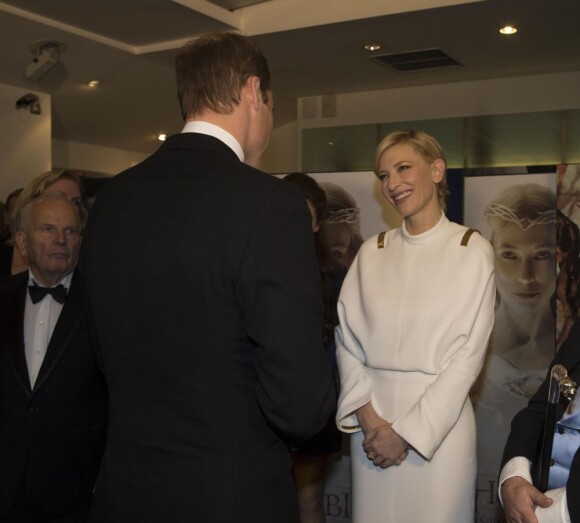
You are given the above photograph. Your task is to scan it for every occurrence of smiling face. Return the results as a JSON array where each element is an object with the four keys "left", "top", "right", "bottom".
[
  {"left": 492, "top": 222, "right": 556, "bottom": 314},
  {"left": 377, "top": 142, "right": 444, "bottom": 233}
]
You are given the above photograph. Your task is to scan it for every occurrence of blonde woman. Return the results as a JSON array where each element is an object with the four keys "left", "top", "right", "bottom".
[{"left": 336, "top": 130, "right": 495, "bottom": 522}]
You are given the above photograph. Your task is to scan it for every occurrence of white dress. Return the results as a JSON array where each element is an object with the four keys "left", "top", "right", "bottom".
[{"left": 336, "top": 214, "right": 496, "bottom": 523}]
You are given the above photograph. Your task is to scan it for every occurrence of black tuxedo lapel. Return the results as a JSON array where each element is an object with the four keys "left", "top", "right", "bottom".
[
  {"left": 0, "top": 269, "right": 108, "bottom": 518},
  {"left": 33, "top": 272, "right": 83, "bottom": 393},
  {"left": 5, "top": 273, "right": 31, "bottom": 396}
]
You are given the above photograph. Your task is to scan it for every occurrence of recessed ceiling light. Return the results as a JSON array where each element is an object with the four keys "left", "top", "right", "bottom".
[
  {"left": 364, "top": 43, "right": 381, "bottom": 52},
  {"left": 499, "top": 25, "right": 517, "bottom": 35},
  {"left": 157, "top": 133, "right": 167, "bottom": 141},
  {"left": 87, "top": 80, "right": 100, "bottom": 88}
]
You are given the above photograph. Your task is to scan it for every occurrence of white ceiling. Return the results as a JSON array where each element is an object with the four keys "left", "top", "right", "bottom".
[{"left": 1, "top": 0, "right": 579, "bottom": 154}]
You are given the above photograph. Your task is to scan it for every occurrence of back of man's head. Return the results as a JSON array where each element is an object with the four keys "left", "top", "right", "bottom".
[{"left": 176, "top": 32, "right": 271, "bottom": 121}]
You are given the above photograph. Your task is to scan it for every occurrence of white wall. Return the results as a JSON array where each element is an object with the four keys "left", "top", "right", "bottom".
[
  {"left": 295, "top": 71, "right": 580, "bottom": 170},
  {"left": 52, "top": 138, "right": 150, "bottom": 176},
  {"left": 6, "top": 71, "right": 579, "bottom": 186},
  {"left": 0, "top": 83, "right": 51, "bottom": 200},
  {"left": 261, "top": 120, "right": 298, "bottom": 174}
]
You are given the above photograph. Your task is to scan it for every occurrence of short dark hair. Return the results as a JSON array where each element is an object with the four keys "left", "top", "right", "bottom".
[
  {"left": 283, "top": 173, "right": 338, "bottom": 345},
  {"left": 5, "top": 188, "right": 23, "bottom": 212},
  {"left": 283, "top": 173, "right": 328, "bottom": 224},
  {"left": 176, "top": 32, "right": 271, "bottom": 120}
]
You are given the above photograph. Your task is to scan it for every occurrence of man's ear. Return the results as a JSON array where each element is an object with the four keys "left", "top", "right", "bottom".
[
  {"left": 431, "top": 159, "right": 445, "bottom": 183},
  {"left": 245, "top": 76, "right": 262, "bottom": 111},
  {"left": 14, "top": 231, "right": 28, "bottom": 259}
]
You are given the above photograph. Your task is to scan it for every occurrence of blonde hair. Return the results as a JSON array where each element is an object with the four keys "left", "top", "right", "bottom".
[
  {"left": 17, "top": 192, "right": 81, "bottom": 234},
  {"left": 374, "top": 130, "right": 448, "bottom": 211},
  {"left": 12, "top": 169, "right": 85, "bottom": 234}
]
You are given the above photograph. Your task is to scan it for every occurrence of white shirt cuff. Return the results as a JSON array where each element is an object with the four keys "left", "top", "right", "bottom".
[
  {"left": 498, "top": 457, "right": 570, "bottom": 523},
  {"left": 498, "top": 456, "right": 533, "bottom": 505}
]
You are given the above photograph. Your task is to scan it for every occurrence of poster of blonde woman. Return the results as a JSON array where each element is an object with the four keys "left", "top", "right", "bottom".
[{"left": 464, "top": 172, "right": 557, "bottom": 523}]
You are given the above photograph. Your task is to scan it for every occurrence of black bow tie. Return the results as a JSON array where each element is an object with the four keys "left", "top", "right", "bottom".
[{"left": 28, "top": 284, "right": 68, "bottom": 304}]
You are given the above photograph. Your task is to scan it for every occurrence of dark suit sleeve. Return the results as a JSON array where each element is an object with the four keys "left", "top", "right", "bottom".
[
  {"left": 236, "top": 182, "right": 335, "bottom": 446},
  {"left": 501, "top": 373, "right": 551, "bottom": 469},
  {"left": 76, "top": 270, "right": 105, "bottom": 374},
  {"left": 501, "top": 319, "right": 580, "bottom": 521},
  {"left": 568, "top": 451, "right": 580, "bottom": 522}
]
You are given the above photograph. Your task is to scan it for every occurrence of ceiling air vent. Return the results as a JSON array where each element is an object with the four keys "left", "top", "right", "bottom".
[{"left": 369, "top": 48, "right": 462, "bottom": 73}]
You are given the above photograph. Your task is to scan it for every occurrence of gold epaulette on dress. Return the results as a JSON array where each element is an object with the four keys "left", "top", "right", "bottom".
[
  {"left": 377, "top": 231, "right": 387, "bottom": 249},
  {"left": 340, "top": 422, "right": 361, "bottom": 430},
  {"left": 460, "top": 228, "right": 479, "bottom": 246}
]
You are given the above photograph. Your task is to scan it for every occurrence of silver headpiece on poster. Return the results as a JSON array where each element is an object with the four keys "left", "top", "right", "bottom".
[
  {"left": 484, "top": 204, "right": 557, "bottom": 232},
  {"left": 325, "top": 208, "right": 360, "bottom": 224}
]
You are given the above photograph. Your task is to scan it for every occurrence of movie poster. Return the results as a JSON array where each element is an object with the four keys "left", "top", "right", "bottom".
[{"left": 465, "top": 172, "right": 557, "bottom": 523}]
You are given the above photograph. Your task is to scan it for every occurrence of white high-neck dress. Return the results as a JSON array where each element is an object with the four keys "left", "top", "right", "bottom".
[{"left": 336, "top": 214, "right": 496, "bottom": 522}]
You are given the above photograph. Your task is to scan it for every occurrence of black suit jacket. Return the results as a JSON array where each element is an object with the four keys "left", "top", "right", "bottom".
[
  {"left": 0, "top": 243, "right": 12, "bottom": 279},
  {"left": 0, "top": 270, "right": 108, "bottom": 518},
  {"left": 502, "top": 319, "right": 580, "bottom": 522},
  {"left": 80, "top": 133, "right": 335, "bottom": 523}
]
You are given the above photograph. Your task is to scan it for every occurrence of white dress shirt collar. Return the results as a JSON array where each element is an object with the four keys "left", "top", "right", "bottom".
[
  {"left": 27, "top": 270, "right": 74, "bottom": 290},
  {"left": 181, "top": 121, "right": 245, "bottom": 163}
]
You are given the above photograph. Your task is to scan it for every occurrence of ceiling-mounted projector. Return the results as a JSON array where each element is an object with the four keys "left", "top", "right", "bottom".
[{"left": 25, "top": 40, "right": 67, "bottom": 81}]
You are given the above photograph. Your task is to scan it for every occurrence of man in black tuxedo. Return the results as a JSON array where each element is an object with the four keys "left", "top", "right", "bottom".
[
  {"left": 80, "top": 32, "right": 335, "bottom": 523},
  {"left": 0, "top": 193, "right": 108, "bottom": 522},
  {"left": 500, "top": 319, "right": 580, "bottom": 523}
]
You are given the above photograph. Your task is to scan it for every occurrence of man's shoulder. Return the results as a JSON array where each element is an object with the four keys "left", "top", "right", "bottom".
[
  {"left": 107, "top": 136, "right": 279, "bottom": 189},
  {"left": 0, "top": 271, "right": 27, "bottom": 295},
  {"left": 0, "top": 272, "right": 26, "bottom": 323},
  {"left": 204, "top": 162, "right": 301, "bottom": 204},
  {"left": 62, "top": 270, "right": 87, "bottom": 306},
  {"left": 557, "top": 319, "right": 580, "bottom": 370},
  {"left": 66, "top": 269, "right": 83, "bottom": 291}
]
